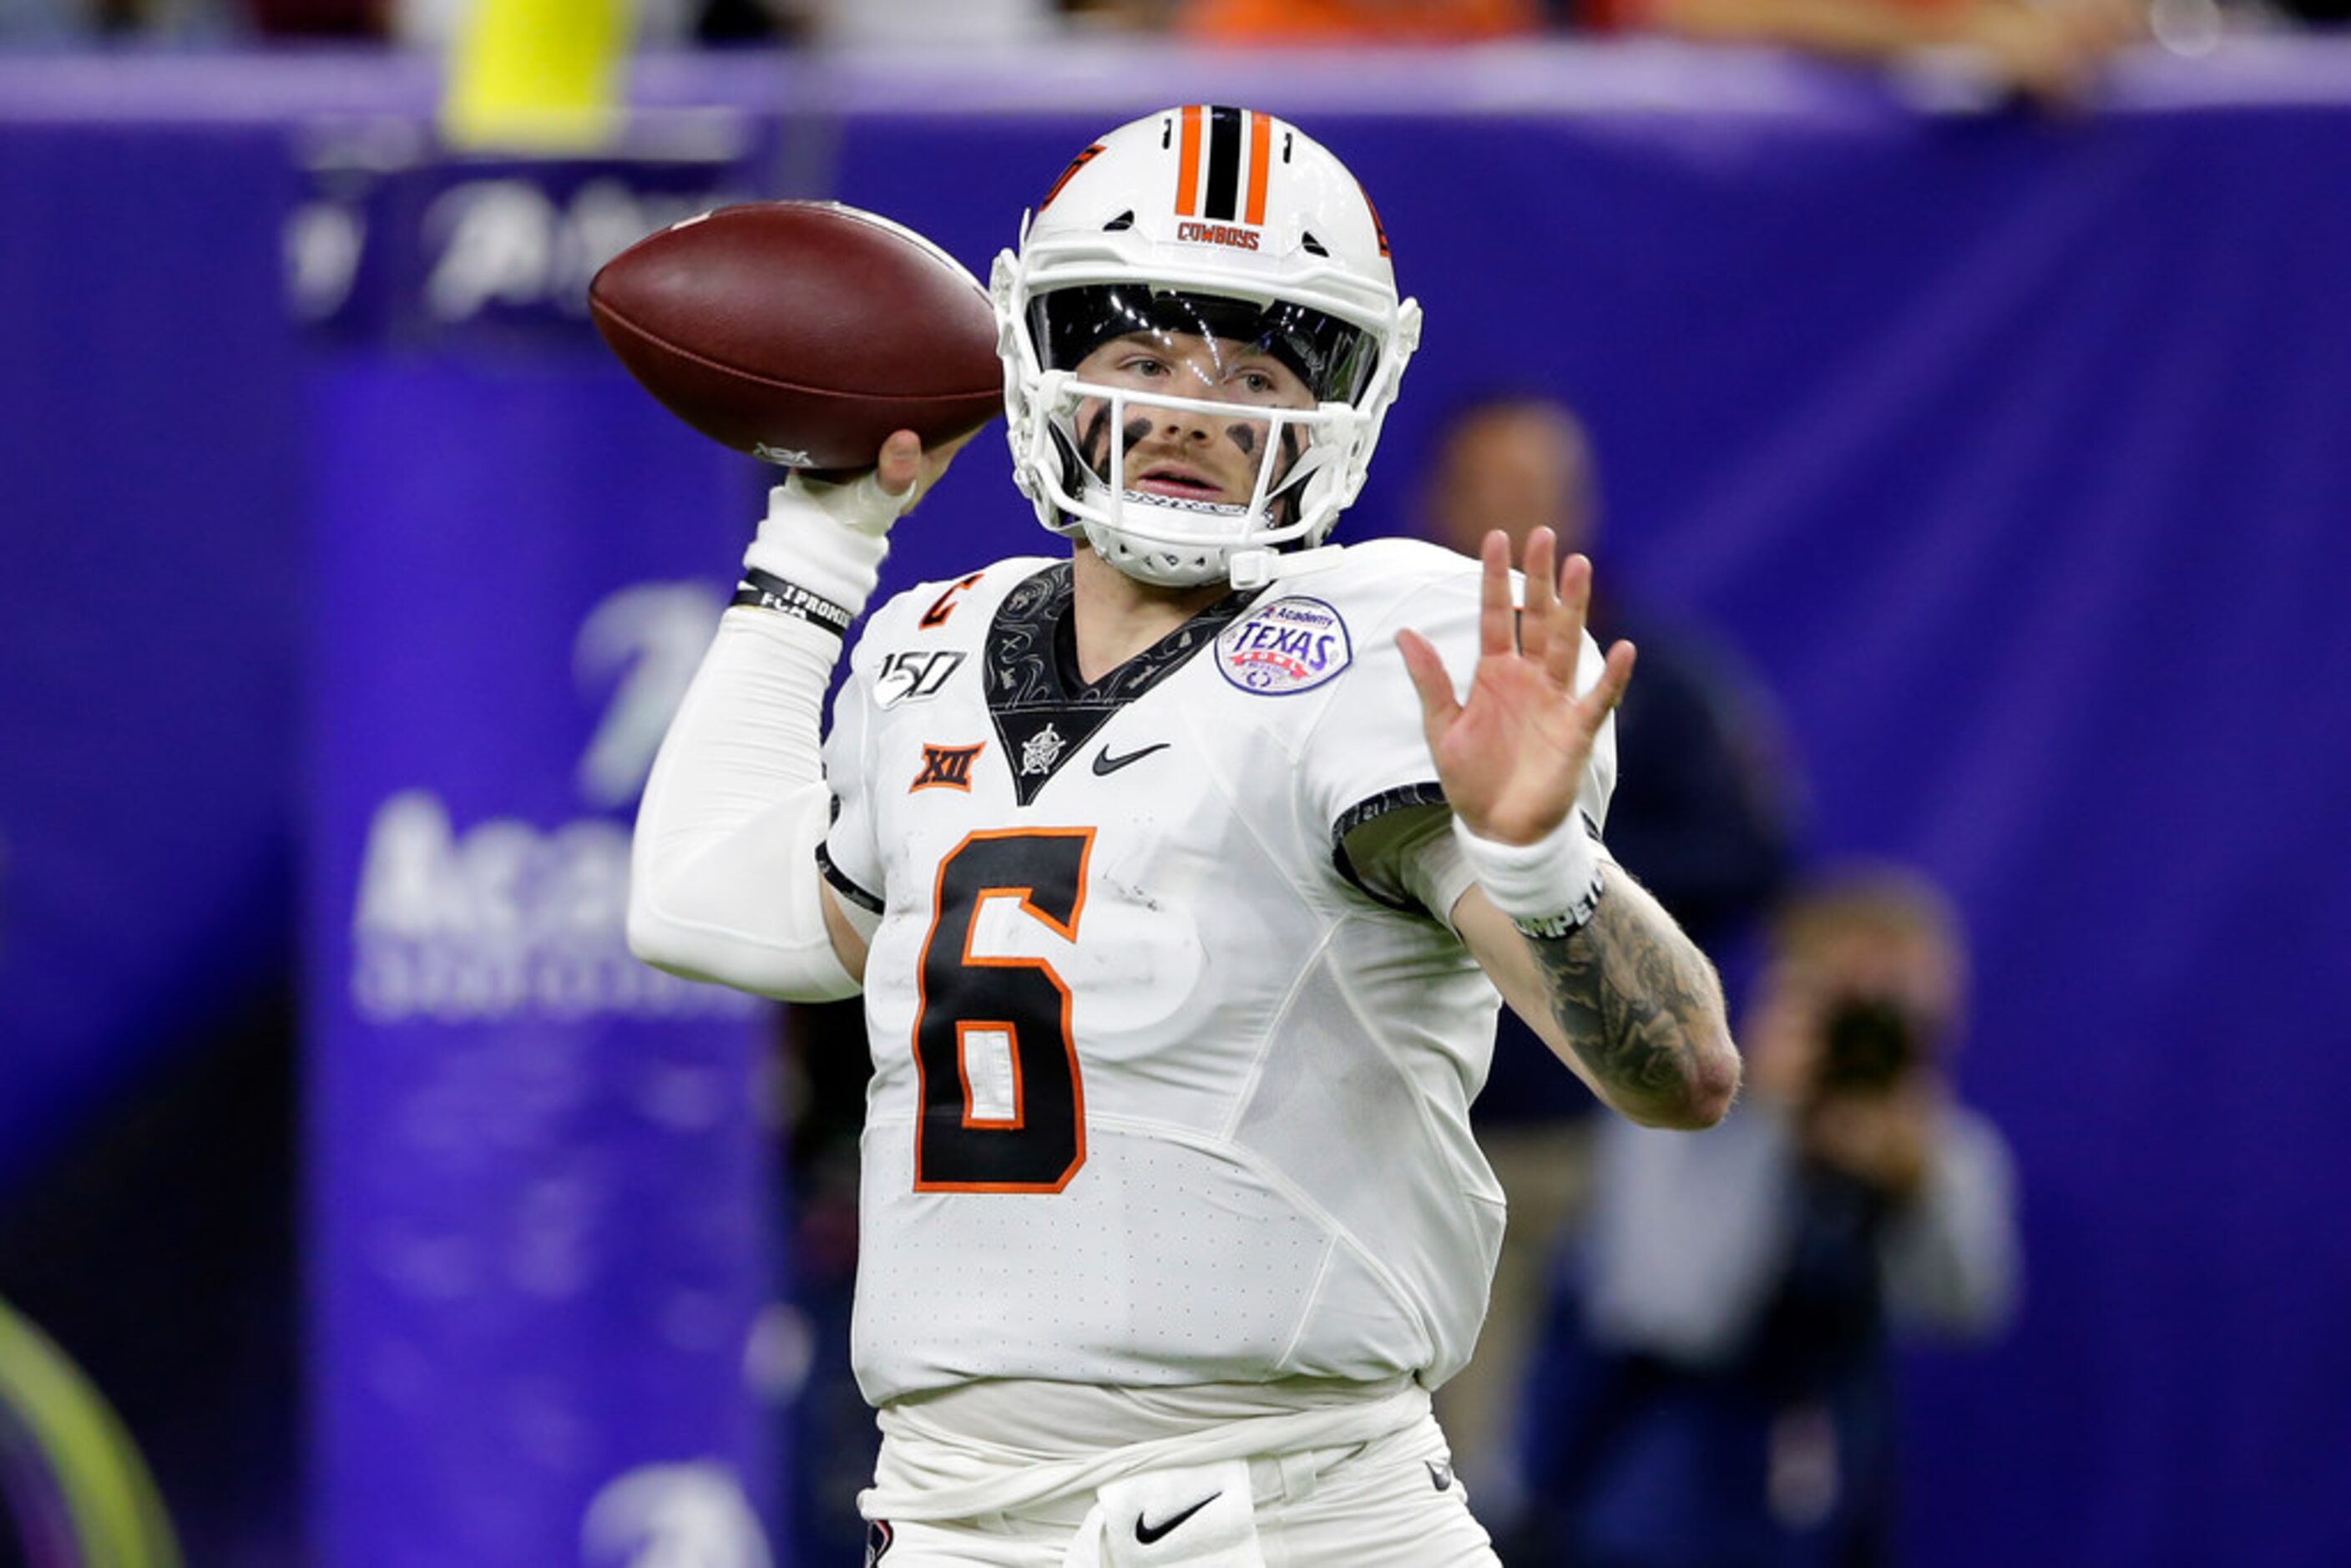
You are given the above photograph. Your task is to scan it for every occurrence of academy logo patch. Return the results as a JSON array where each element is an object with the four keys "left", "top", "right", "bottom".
[{"left": 1216, "top": 595, "right": 1352, "bottom": 695}]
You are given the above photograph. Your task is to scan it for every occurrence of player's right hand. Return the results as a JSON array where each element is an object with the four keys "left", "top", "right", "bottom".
[
  {"left": 876, "top": 427, "right": 974, "bottom": 503},
  {"left": 782, "top": 427, "right": 974, "bottom": 543}
]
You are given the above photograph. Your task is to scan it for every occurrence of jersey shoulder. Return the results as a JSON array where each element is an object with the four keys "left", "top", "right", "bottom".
[{"left": 1309, "top": 536, "right": 1482, "bottom": 628}]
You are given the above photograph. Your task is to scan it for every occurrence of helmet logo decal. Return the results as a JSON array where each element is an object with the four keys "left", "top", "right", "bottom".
[
  {"left": 1176, "top": 221, "right": 1259, "bottom": 252},
  {"left": 1039, "top": 143, "right": 1105, "bottom": 212},
  {"left": 1174, "top": 106, "right": 1272, "bottom": 228}
]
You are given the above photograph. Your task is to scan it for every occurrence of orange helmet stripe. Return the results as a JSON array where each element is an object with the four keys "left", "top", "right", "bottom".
[
  {"left": 1245, "top": 110, "right": 1272, "bottom": 227},
  {"left": 1176, "top": 104, "right": 1203, "bottom": 217}
]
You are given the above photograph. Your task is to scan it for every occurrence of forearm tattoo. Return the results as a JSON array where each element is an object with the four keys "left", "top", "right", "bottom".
[{"left": 1528, "top": 875, "right": 1725, "bottom": 1115}]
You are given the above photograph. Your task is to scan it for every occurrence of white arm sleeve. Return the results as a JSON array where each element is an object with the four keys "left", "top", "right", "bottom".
[
  {"left": 627, "top": 472, "right": 909, "bottom": 1002},
  {"left": 628, "top": 607, "right": 862, "bottom": 1001}
]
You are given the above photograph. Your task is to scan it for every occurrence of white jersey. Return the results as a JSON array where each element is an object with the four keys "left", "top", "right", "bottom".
[{"left": 819, "top": 536, "right": 1615, "bottom": 1407}]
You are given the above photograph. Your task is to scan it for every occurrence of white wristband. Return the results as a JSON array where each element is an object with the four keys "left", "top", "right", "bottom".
[
  {"left": 1453, "top": 813, "right": 1608, "bottom": 939},
  {"left": 741, "top": 468, "right": 919, "bottom": 618}
]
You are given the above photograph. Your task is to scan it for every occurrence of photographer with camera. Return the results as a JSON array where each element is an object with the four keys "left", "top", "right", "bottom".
[{"left": 1504, "top": 864, "right": 2020, "bottom": 1566}]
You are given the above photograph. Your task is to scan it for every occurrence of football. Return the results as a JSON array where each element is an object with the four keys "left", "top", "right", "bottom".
[{"left": 589, "top": 201, "right": 1004, "bottom": 471}]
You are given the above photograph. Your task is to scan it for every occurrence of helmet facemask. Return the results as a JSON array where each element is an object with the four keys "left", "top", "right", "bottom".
[{"left": 1021, "top": 285, "right": 1378, "bottom": 588}]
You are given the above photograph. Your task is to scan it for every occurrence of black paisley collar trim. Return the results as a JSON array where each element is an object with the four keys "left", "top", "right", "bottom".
[{"left": 982, "top": 561, "right": 1258, "bottom": 805}]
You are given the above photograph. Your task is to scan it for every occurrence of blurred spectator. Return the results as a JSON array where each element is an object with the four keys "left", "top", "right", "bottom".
[
  {"left": 1421, "top": 392, "right": 1799, "bottom": 1510},
  {"left": 695, "top": 0, "right": 792, "bottom": 42},
  {"left": 0, "top": 0, "right": 82, "bottom": 37},
  {"left": 1508, "top": 863, "right": 2021, "bottom": 1566},
  {"left": 390, "top": 0, "right": 700, "bottom": 47},
  {"left": 1176, "top": 0, "right": 1549, "bottom": 39},
  {"left": 782, "top": 0, "right": 1056, "bottom": 43},
  {"left": 1599, "top": 0, "right": 2145, "bottom": 108},
  {"left": 0, "top": 0, "right": 231, "bottom": 39},
  {"left": 245, "top": 0, "right": 382, "bottom": 36}
]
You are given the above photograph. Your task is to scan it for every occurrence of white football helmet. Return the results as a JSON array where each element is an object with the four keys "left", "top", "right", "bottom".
[{"left": 993, "top": 106, "right": 1423, "bottom": 588}]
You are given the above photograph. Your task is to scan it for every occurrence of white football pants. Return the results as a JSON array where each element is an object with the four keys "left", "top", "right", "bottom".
[{"left": 864, "top": 1412, "right": 1501, "bottom": 1568}]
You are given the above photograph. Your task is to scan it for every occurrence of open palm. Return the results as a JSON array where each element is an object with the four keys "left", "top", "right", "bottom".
[{"left": 1398, "top": 529, "right": 1636, "bottom": 847}]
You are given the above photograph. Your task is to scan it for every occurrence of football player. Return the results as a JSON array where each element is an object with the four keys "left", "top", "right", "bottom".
[{"left": 629, "top": 105, "right": 1738, "bottom": 1567}]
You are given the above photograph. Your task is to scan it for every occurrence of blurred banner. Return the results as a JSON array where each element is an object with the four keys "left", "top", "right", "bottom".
[
  {"left": 298, "top": 131, "right": 787, "bottom": 1567},
  {"left": 0, "top": 119, "right": 305, "bottom": 1194}
]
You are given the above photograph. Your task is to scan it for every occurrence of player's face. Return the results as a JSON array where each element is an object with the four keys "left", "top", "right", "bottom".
[{"left": 1071, "top": 331, "right": 1316, "bottom": 507}]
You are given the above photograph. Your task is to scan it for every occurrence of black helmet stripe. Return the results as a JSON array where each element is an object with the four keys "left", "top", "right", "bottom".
[{"left": 1204, "top": 106, "right": 1244, "bottom": 221}]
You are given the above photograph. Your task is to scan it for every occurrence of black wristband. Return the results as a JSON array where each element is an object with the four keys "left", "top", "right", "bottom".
[{"left": 731, "top": 567, "right": 854, "bottom": 637}]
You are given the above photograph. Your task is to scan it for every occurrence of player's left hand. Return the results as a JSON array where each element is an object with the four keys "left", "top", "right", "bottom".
[{"left": 1398, "top": 528, "right": 1636, "bottom": 847}]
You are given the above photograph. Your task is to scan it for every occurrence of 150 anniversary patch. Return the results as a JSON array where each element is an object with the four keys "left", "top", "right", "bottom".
[{"left": 1216, "top": 596, "right": 1352, "bottom": 695}]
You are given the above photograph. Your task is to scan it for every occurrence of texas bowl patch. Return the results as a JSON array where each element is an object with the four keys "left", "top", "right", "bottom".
[{"left": 1217, "top": 595, "right": 1352, "bottom": 695}]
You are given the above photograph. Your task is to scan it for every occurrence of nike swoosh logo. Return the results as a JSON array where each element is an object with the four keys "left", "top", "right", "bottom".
[
  {"left": 1426, "top": 1459, "right": 1454, "bottom": 1492},
  {"left": 1092, "top": 742, "right": 1170, "bottom": 776},
  {"left": 1134, "top": 1490, "right": 1221, "bottom": 1545}
]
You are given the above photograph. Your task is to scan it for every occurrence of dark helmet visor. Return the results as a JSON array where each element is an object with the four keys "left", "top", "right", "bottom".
[{"left": 1033, "top": 286, "right": 1378, "bottom": 406}]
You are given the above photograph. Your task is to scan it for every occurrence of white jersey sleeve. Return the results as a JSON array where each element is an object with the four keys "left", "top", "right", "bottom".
[
  {"left": 1303, "top": 555, "right": 1618, "bottom": 920},
  {"left": 817, "top": 642, "right": 886, "bottom": 932}
]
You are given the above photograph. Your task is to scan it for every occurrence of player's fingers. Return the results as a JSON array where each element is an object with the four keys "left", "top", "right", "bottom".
[
  {"left": 1559, "top": 553, "right": 1595, "bottom": 633},
  {"left": 1520, "top": 528, "right": 1557, "bottom": 667},
  {"left": 1546, "top": 553, "right": 1594, "bottom": 690},
  {"left": 1396, "top": 629, "right": 1463, "bottom": 742},
  {"left": 877, "top": 429, "right": 924, "bottom": 497},
  {"left": 1479, "top": 531, "right": 1514, "bottom": 660},
  {"left": 1579, "top": 640, "right": 1637, "bottom": 725}
]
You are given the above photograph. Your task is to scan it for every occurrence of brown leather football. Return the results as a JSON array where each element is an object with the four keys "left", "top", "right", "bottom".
[{"left": 589, "top": 201, "right": 1002, "bottom": 470}]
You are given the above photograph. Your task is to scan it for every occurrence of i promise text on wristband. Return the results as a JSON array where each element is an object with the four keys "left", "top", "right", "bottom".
[{"left": 731, "top": 567, "right": 854, "bottom": 637}]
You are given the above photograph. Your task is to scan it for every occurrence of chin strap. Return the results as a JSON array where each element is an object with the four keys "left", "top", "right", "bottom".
[{"left": 1226, "top": 544, "right": 1345, "bottom": 591}]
